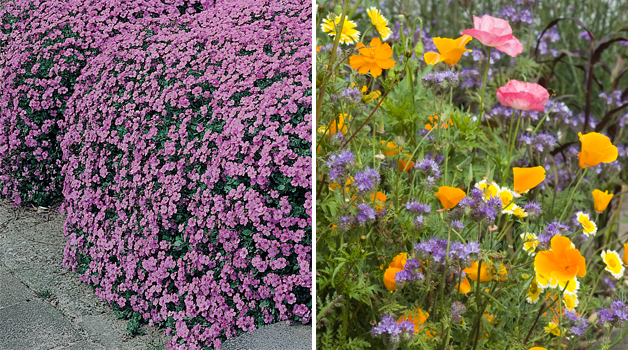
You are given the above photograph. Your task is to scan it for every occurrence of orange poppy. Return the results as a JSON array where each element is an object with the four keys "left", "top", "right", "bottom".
[
  {"left": 423, "top": 35, "right": 473, "bottom": 66},
  {"left": 464, "top": 260, "right": 491, "bottom": 282},
  {"left": 349, "top": 38, "right": 396, "bottom": 78},
  {"left": 578, "top": 132, "right": 618, "bottom": 168},
  {"left": 371, "top": 191, "right": 386, "bottom": 213},
  {"left": 434, "top": 186, "right": 466, "bottom": 209},
  {"left": 534, "top": 235, "right": 586, "bottom": 283},
  {"left": 398, "top": 154, "right": 415, "bottom": 172},
  {"left": 456, "top": 275, "right": 472, "bottom": 293},
  {"left": 513, "top": 166, "right": 546, "bottom": 194},
  {"left": 383, "top": 267, "right": 402, "bottom": 291},
  {"left": 389, "top": 252, "right": 408, "bottom": 269},
  {"left": 592, "top": 189, "right": 614, "bottom": 213},
  {"left": 623, "top": 243, "right": 628, "bottom": 265},
  {"left": 328, "top": 113, "right": 350, "bottom": 135},
  {"left": 380, "top": 140, "right": 401, "bottom": 156},
  {"left": 398, "top": 308, "right": 430, "bottom": 339}
]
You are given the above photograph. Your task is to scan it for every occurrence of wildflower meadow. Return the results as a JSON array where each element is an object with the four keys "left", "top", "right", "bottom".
[{"left": 316, "top": 1, "right": 628, "bottom": 349}]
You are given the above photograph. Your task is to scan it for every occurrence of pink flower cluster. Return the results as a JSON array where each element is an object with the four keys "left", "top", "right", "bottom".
[
  {"left": 3, "top": 0, "right": 311, "bottom": 349},
  {"left": 0, "top": 0, "right": 189, "bottom": 206}
]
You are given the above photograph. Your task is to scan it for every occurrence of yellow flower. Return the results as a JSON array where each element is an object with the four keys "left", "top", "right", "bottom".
[
  {"left": 329, "top": 176, "right": 352, "bottom": 192},
  {"left": 576, "top": 211, "right": 597, "bottom": 236},
  {"left": 529, "top": 348, "right": 548, "bottom": 350},
  {"left": 497, "top": 188, "right": 515, "bottom": 208},
  {"left": 556, "top": 277, "right": 580, "bottom": 295},
  {"left": 503, "top": 202, "right": 526, "bottom": 218},
  {"left": 545, "top": 322, "right": 562, "bottom": 336},
  {"left": 526, "top": 277, "right": 541, "bottom": 303},
  {"left": 349, "top": 38, "right": 396, "bottom": 78},
  {"left": 578, "top": 132, "right": 618, "bottom": 168},
  {"left": 423, "top": 35, "right": 473, "bottom": 66},
  {"left": 434, "top": 186, "right": 466, "bottom": 210},
  {"left": 563, "top": 293, "right": 579, "bottom": 312},
  {"left": 364, "top": 90, "right": 382, "bottom": 103},
  {"left": 513, "top": 166, "right": 546, "bottom": 194},
  {"left": 366, "top": 7, "right": 392, "bottom": 41},
  {"left": 601, "top": 250, "right": 625, "bottom": 279},
  {"left": 520, "top": 233, "right": 539, "bottom": 256},
  {"left": 592, "top": 189, "right": 614, "bottom": 213},
  {"left": 475, "top": 179, "right": 499, "bottom": 200},
  {"left": 321, "top": 15, "right": 360, "bottom": 44}
]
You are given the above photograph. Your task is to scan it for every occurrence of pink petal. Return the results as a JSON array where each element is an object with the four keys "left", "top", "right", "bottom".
[{"left": 495, "top": 37, "right": 524, "bottom": 57}]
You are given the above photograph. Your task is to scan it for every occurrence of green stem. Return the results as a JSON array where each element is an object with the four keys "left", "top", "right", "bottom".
[
  {"left": 315, "top": 0, "right": 348, "bottom": 127},
  {"left": 559, "top": 169, "right": 588, "bottom": 222},
  {"left": 478, "top": 47, "right": 492, "bottom": 122}
]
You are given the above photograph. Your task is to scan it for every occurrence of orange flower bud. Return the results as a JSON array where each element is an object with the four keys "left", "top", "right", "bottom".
[{"left": 592, "top": 189, "right": 614, "bottom": 213}]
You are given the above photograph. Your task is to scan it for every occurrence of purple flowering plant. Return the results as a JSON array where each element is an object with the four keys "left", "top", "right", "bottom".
[
  {"left": 2, "top": 0, "right": 311, "bottom": 349},
  {"left": 316, "top": 1, "right": 628, "bottom": 349}
]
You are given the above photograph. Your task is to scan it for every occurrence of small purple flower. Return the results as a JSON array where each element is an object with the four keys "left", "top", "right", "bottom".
[
  {"left": 396, "top": 259, "right": 424, "bottom": 284},
  {"left": 598, "top": 309, "right": 615, "bottom": 324},
  {"left": 522, "top": 201, "right": 542, "bottom": 220},
  {"left": 414, "top": 158, "right": 441, "bottom": 179},
  {"left": 327, "top": 150, "right": 355, "bottom": 181},
  {"left": 356, "top": 203, "right": 376, "bottom": 224},
  {"left": 354, "top": 167, "right": 380, "bottom": 192},
  {"left": 451, "top": 220, "right": 464, "bottom": 231},
  {"left": 341, "top": 88, "right": 362, "bottom": 104},
  {"left": 414, "top": 215, "right": 425, "bottom": 230},
  {"left": 579, "top": 31, "right": 591, "bottom": 41},
  {"left": 451, "top": 301, "right": 467, "bottom": 323},
  {"left": 405, "top": 201, "right": 431, "bottom": 214},
  {"left": 338, "top": 216, "right": 355, "bottom": 232}
]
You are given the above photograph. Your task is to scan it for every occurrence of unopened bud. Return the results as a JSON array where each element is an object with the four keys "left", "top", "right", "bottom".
[
  {"left": 333, "top": 4, "right": 342, "bottom": 15},
  {"left": 414, "top": 41, "right": 424, "bottom": 58},
  {"left": 397, "top": 14, "right": 405, "bottom": 23},
  {"left": 405, "top": 50, "right": 412, "bottom": 58},
  {"left": 361, "top": 235, "right": 366, "bottom": 240}
]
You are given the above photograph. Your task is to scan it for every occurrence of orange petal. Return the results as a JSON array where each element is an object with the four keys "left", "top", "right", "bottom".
[{"left": 513, "top": 166, "right": 546, "bottom": 194}]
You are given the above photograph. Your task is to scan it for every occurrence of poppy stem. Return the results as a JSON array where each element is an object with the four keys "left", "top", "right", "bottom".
[
  {"left": 478, "top": 47, "right": 492, "bottom": 127},
  {"left": 559, "top": 169, "right": 587, "bottom": 222}
]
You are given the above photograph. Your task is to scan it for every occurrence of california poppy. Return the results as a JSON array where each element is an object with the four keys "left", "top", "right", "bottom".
[
  {"left": 389, "top": 252, "right": 407, "bottom": 269},
  {"left": 434, "top": 186, "right": 466, "bottom": 209},
  {"left": 423, "top": 35, "right": 473, "bottom": 66},
  {"left": 534, "top": 235, "right": 586, "bottom": 283},
  {"left": 463, "top": 260, "right": 491, "bottom": 282},
  {"left": 380, "top": 140, "right": 401, "bottom": 156},
  {"left": 349, "top": 38, "right": 395, "bottom": 78},
  {"left": 383, "top": 267, "right": 402, "bottom": 291},
  {"left": 513, "top": 166, "right": 546, "bottom": 194},
  {"left": 592, "top": 189, "right": 614, "bottom": 213},
  {"left": 398, "top": 154, "right": 415, "bottom": 172},
  {"left": 328, "top": 113, "right": 350, "bottom": 135},
  {"left": 623, "top": 243, "right": 628, "bottom": 266},
  {"left": 398, "top": 308, "right": 430, "bottom": 338},
  {"left": 578, "top": 132, "right": 618, "bottom": 168}
]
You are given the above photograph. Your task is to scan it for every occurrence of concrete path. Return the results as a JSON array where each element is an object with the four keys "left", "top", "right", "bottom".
[{"left": 0, "top": 202, "right": 311, "bottom": 350}]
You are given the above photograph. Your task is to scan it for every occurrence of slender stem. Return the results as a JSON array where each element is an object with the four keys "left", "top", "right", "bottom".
[
  {"left": 315, "top": 0, "right": 348, "bottom": 127},
  {"left": 478, "top": 47, "right": 492, "bottom": 121},
  {"left": 524, "top": 301, "right": 546, "bottom": 344},
  {"left": 559, "top": 169, "right": 587, "bottom": 221}
]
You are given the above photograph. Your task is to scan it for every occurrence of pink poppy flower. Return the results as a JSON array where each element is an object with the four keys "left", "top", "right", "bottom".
[
  {"left": 462, "top": 15, "right": 523, "bottom": 57},
  {"left": 496, "top": 80, "right": 550, "bottom": 111}
]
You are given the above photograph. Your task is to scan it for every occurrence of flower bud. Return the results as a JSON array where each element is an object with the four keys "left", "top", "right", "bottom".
[
  {"left": 333, "top": 4, "right": 342, "bottom": 15},
  {"left": 405, "top": 50, "right": 413, "bottom": 58},
  {"left": 414, "top": 41, "right": 424, "bottom": 58}
]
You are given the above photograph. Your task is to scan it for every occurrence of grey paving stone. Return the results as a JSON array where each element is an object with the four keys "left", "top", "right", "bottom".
[
  {"left": 0, "top": 269, "right": 34, "bottom": 309},
  {"left": 221, "top": 322, "right": 312, "bottom": 350},
  {"left": 0, "top": 298, "right": 83, "bottom": 350}
]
